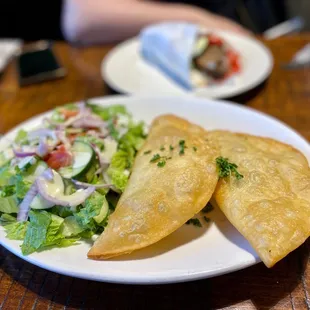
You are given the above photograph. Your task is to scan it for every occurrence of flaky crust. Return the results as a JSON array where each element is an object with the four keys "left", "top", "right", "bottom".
[
  {"left": 88, "top": 115, "right": 219, "bottom": 259},
  {"left": 209, "top": 130, "right": 310, "bottom": 267}
]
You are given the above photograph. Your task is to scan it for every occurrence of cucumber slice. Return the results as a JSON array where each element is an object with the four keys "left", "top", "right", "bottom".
[
  {"left": 59, "top": 141, "right": 96, "bottom": 180},
  {"left": 93, "top": 196, "right": 109, "bottom": 224},
  {"left": 0, "top": 148, "right": 14, "bottom": 167},
  {"left": 30, "top": 194, "right": 55, "bottom": 210},
  {"left": 17, "top": 156, "right": 37, "bottom": 171}
]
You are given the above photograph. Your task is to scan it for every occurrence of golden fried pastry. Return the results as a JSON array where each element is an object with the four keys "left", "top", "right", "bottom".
[
  {"left": 88, "top": 115, "right": 219, "bottom": 259},
  {"left": 209, "top": 130, "right": 310, "bottom": 267}
]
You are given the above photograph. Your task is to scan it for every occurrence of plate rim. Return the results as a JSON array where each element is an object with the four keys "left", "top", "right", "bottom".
[
  {"left": 1, "top": 94, "right": 309, "bottom": 285},
  {"left": 101, "top": 32, "right": 274, "bottom": 99}
]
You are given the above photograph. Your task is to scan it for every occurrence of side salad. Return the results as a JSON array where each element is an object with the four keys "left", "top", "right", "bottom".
[{"left": 0, "top": 102, "right": 147, "bottom": 255}]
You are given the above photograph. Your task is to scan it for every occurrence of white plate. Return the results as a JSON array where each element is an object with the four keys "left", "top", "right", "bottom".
[
  {"left": 102, "top": 31, "right": 274, "bottom": 99},
  {"left": 1, "top": 95, "right": 309, "bottom": 285}
]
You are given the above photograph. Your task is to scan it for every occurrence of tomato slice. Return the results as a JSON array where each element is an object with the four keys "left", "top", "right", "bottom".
[
  {"left": 45, "top": 145, "right": 72, "bottom": 169},
  {"left": 209, "top": 34, "right": 223, "bottom": 46},
  {"left": 227, "top": 50, "right": 241, "bottom": 73},
  {"left": 59, "top": 108, "right": 79, "bottom": 120}
]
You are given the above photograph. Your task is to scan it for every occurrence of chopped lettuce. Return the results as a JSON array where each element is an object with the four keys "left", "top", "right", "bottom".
[
  {"left": 12, "top": 174, "right": 31, "bottom": 199},
  {"left": 20, "top": 210, "right": 79, "bottom": 255},
  {"left": 4, "top": 221, "right": 28, "bottom": 240},
  {"left": 0, "top": 195, "right": 19, "bottom": 213},
  {"left": 0, "top": 185, "right": 15, "bottom": 197},
  {"left": 0, "top": 165, "right": 14, "bottom": 186},
  {"left": 61, "top": 216, "right": 84, "bottom": 237},
  {"left": 0, "top": 148, "right": 15, "bottom": 167},
  {"left": 74, "top": 191, "right": 106, "bottom": 231},
  {"left": 21, "top": 210, "right": 51, "bottom": 255},
  {"left": 89, "top": 104, "right": 129, "bottom": 121},
  {"left": 0, "top": 213, "right": 17, "bottom": 225},
  {"left": 107, "top": 122, "right": 146, "bottom": 192},
  {"left": 108, "top": 168, "right": 128, "bottom": 192},
  {"left": 41, "top": 214, "right": 78, "bottom": 249},
  {"left": 42, "top": 214, "right": 64, "bottom": 247},
  {"left": 50, "top": 205, "right": 74, "bottom": 218},
  {"left": 14, "top": 129, "right": 28, "bottom": 144},
  {"left": 0, "top": 102, "right": 148, "bottom": 256}
]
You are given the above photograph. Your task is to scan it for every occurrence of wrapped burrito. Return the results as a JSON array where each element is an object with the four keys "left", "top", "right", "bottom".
[{"left": 140, "top": 22, "right": 241, "bottom": 90}]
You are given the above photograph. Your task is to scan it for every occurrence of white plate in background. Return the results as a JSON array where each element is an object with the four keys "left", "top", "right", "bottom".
[
  {"left": 102, "top": 31, "right": 273, "bottom": 99},
  {"left": 1, "top": 95, "right": 309, "bottom": 285}
]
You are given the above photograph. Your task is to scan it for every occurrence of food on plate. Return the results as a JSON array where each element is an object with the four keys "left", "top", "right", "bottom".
[
  {"left": 192, "top": 33, "right": 241, "bottom": 82},
  {"left": 209, "top": 130, "right": 310, "bottom": 267},
  {"left": 140, "top": 22, "right": 241, "bottom": 90},
  {"left": 88, "top": 115, "right": 219, "bottom": 259},
  {"left": 0, "top": 102, "right": 147, "bottom": 255},
  {"left": 1, "top": 103, "right": 309, "bottom": 269}
]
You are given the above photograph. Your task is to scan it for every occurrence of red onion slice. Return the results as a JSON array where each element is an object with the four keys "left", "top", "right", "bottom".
[
  {"left": 72, "top": 179, "right": 113, "bottom": 189},
  {"left": 17, "top": 183, "right": 38, "bottom": 222},
  {"left": 28, "top": 129, "right": 57, "bottom": 141},
  {"left": 36, "top": 177, "right": 95, "bottom": 208},
  {"left": 41, "top": 168, "right": 54, "bottom": 181},
  {"left": 13, "top": 149, "right": 37, "bottom": 158},
  {"left": 36, "top": 138, "right": 49, "bottom": 158},
  {"left": 71, "top": 115, "right": 106, "bottom": 129}
]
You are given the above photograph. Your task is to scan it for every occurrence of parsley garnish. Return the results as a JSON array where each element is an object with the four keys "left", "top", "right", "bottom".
[
  {"left": 186, "top": 218, "right": 202, "bottom": 227},
  {"left": 144, "top": 150, "right": 151, "bottom": 155},
  {"left": 193, "top": 146, "right": 197, "bottom": 152},
  {"left": 216, "top": 156, "right": 244, "bottom": 180},
  {"left": 169, "top": 145, "right": 174, "bottom": 151},
  {"left": 150, "top": 154, "right": 161, "bottom": 162},
  {"left": 160, "top": 146, "right": 165, "bottom": 151},
  {"left": 179, "top": 140, "right": 186, "bottom": 155},
  {"left": 150, "top": 154, "right": 171, "bottom": 167},
  {"left": 157, "top": 161, "right": 166, "bottom": 167},
  {"left": 203, "top": 216, "right": 210, "bottom": 223},
  {"left": 202, "top": 202, "right": 214, "bottom": 213}
]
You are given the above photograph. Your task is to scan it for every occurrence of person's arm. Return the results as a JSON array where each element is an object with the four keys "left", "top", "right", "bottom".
[{"left": 62, "top": 0, "right": 249, "bottom": 45}]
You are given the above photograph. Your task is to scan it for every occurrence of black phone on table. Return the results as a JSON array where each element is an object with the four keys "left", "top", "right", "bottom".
[{"left": 17, "top": 41, "right": 67, "bottom": 86}]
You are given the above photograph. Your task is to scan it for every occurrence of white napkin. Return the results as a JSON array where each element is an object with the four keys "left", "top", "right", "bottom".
[
  {"left": 0, "top": 39, "right": 22, "bottom": 73},
  {"left": 140, "top": 22, "right": 199, "bottom": 90}
]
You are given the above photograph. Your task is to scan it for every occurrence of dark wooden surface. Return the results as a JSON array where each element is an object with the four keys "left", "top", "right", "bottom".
[{"left": 0, "top": 34, "right": 310, "bottom": 309}]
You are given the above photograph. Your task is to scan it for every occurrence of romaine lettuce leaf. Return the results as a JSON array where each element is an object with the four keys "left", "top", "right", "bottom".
[
  {"left": 107, "top": 169, "right": 128, "bottom": 192},
  {"left": 14, "top": 175, "right": 31, "bottom": 199},
  {"left": 20, "top": 210, "right": 79, "bottom": 255},
  {"left": 74, "top": 191, "right": 104, "bottom": 231},
  {"left": 14, "top": 129, "right": 28, "bottom": 144},
  {"left": 50, "top": 205, "right": 73, "bottom": 218},
  {"left": 0, "top": 213, "right": 17, "bottom": 225},
  {"left": 0, "top": 165, "right": 14, "bottom": 186},
  {"left": 0, "top": 185, "right": 15, "bottom": 197},
  {"left": 88, "top": 104, "right": 129, "bottom": 121},
  {"left": 0, "top": 195, "right": 19, "bottom": 213},
  {"left": 106, "top": 122, "right": 146, "bottom": 192},
  {"left": 21, "top": 210, "right": 51, "bottom": 255},
  {"left": 61, "top": 216, "right": 84, "bottom": 237},
  {"left": 42, "top": 214, "right": 64, "bottom": 247},
  {"left": 4, "top": 221, "right": 28, "bottom": 240}
]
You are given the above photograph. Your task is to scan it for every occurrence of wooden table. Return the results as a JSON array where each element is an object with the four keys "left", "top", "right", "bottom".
[{"left": 0, "top": 34, "right": 310, "bottom": 310}]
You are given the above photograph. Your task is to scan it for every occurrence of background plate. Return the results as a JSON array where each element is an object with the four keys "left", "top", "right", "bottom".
[
  {"left": 1, "top": 95, "right": 309, "bottom": 285},
  {"left": 102, "top": 31, "right": 274, "bottom": 99}
]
